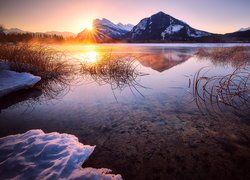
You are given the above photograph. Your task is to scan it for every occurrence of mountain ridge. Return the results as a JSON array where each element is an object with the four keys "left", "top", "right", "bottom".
[
  {"left": 2, "top": 11, "right": 250, "bottom": 43},
  {"left": 2, "top": 28, "right": 76, "bottom": 38}
]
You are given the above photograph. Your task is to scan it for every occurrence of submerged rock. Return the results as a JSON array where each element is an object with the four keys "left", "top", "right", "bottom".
[
  {"left": 0, "top": 129, "right": 122, "bottom": 179},
  {"left": 0, "top": 70, "right": 41, "bottom": 97}
]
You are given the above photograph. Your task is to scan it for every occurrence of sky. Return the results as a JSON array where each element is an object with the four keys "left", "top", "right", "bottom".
[{"left": 0, "top": 0, "right": 250, "bottom": 34}]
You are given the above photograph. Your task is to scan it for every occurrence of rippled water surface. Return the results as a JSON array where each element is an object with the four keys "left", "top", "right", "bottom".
[{"left": 0, "top": 44, "right": 250, "bottom": 179}]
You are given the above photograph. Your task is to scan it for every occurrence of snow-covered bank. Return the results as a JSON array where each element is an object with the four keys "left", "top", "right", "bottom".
[
  {"left": 0, "top": 130, "right": 122, "bottom": 179},
  {"left": 0, "top": 69, "right": 41, "bottom": 97}
]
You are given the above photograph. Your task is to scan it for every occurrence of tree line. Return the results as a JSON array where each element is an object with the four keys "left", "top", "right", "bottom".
[{"left": 0, "top": 25, "right": 64, "bottom": 44}]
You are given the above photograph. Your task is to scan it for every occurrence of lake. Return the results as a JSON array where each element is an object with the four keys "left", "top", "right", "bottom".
[{"left": 0, "top": 43, "right": 250, "bottom": 179}]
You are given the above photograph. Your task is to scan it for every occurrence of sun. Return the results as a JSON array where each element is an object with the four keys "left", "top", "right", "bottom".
[{"left": 84, "top": 21, "right": 93, "bottom": 31}]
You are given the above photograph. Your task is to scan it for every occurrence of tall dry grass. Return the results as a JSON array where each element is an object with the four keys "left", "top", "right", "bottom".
[
  {"left": 80, "top": 55, "right": 148, "bottom": 97},
  {"left": 0, "top": 44, "right": 72, "bottom": 79},
  {"left": 193, "top": 66, "right": 250, "bottom": 115},
  {"left": 0, "top": 44, "right": 75, "bottom": 99},
  {"left": 196, "top": 46, "right": 250, "bottom": 67}
]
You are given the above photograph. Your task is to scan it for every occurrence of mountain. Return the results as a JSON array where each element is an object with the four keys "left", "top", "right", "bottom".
[
  {"left": 45, "top": 31, "right": 76, "bottom": 38},
  {"left": 3, "top": 28, "right": 29, "bottom": 34},
  {"left": 116, "top": 23, "right": 134, "bottom": 31},
  {"left": 224, "top": 29, "right": 250, "bottom": 41},
  {"left": 238, "top": 27, "right": 250, "bottom": 32},
  {"left": 3, "top": 28, "right": 75, "bottom": 38},
  {"left": 129, "top": 11, "right": 211, "bottom": 42},
  {"left": 76, "top": 18, "right": 134, "bottom": 42}
]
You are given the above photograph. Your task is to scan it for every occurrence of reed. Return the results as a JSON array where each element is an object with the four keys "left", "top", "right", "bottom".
[
  {"left": 80, "top": 54, "right": 148, "bottom": 97},
  {"left": 193, "top": 65, "right": 250, "bottom": 113},
  {"left": 0, "top": 44, "right": 75, "bottom": 100},
  {"left": 0, "top": 44, "right": 72, "bottom": 79},
  {"left": 196, "top": 46, "right": 250, "bottom": 67}
]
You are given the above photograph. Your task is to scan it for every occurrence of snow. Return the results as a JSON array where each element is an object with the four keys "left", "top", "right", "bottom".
[
  {"left": 161, "top": 32, "right": 166, "bottom": 40},
  {"left": 161, "top": 24, "right": 184, "bottom": 40},
  {"left": 239, "top": 27, "right": 250, "bottom": 32},
  {"left": 171, "top": 25, "right": 184, "bottom": 32},
  {"left": 95, "top": 18, "right": 133, "bottom": 32},
  {"left": 88, "top": 18, "right": 132, "bottom": 40},
  {"left": 117, "top": 23, "right": 134, "bottom": 31},
  {"left": 163, "top": 52, "right": 190, "bottom": 62},
  {"left": 94, "top": 18, "right": 119, "bottom": 31},
  {"left": 0, "top": 69, "right": 41, "bottom": 97},
  {"left": 0, "top": 130, "right": 122, "bottom": 180},
  {"left": 131, "top": 18, "right": 148, "bottom": 38},
  {"left": 133, "top": 18, "right": 148, "bottom": 32},
  {"left": 170, "top": 17, "right": 174, "bottom": 24},
  {"left": 187, "top": 28, "right": 210, "bottom": 38}
]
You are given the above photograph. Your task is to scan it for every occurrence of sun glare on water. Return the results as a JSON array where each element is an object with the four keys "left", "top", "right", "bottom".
[{"left": 84, "top": 51, "right": 98, "bottom": 63}]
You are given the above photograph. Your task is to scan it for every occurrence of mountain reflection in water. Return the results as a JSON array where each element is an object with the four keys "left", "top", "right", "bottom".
[{"left": 137, "top": 51, "right": 192, "bottom": 72}]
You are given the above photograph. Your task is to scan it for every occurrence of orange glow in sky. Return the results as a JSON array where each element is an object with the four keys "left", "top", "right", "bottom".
[{"left": 0, "top": 0, "right": 250, "bottom": 34}]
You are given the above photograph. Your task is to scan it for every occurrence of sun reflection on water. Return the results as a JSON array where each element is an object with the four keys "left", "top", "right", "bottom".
[
  {"left": 82, "top": 51, "right": 99, "bottom": 63},
  {"left": 77, "top": 45, "right": 101, "bottom": 63}
]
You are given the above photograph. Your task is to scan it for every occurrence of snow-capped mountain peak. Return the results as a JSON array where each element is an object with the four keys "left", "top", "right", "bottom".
[
  {"left": 93, "top": 18, "right": 134, "bottom": 31},
  {"left": 239, "top": 27, "right": 250, "bottom": 32},
  {"left": 77, "top": 18, "right": 133, "bottom": 42},
  {"left": 117, "top": 23, "right": 134, "bottom": 31},
  {"left": 94, "top": 18, "right": 115, "bottom": 28},
  {"left": 130, "top": 11, "right": 211, "bottom": 41}
]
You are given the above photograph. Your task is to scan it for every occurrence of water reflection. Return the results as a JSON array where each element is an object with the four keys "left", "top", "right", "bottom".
[
  {"left": 196, "top": 47, "right": 250, "bottom": 68},
  {"left": 0, "top": 76, "right": 73, "bottom": 113},
  {"left": 193, "top": 65, "right": 250, "bottom": 117},
  {"left": 0, "top": 63, "right": 76, "bottom": 112},
  {"left": 81, "top": 51, "right": 100, "bottom": 63},
  {"left": 0, "top": 88, "right": 42, "bottom": 113},
  {"left": 138, "top": 51, "right": 191, "bottom": 72},
  {"left": 80, "top": 55, "right": 148, "bottom": 99}
]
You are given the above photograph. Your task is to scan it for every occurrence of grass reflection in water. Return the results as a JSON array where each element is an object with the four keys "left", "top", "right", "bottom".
[
  {"left": 80, "top": 54, "right": 149, "bottom": 99},
  {"left": 193, "top": 65, "right": 250, "bottom": 117}
]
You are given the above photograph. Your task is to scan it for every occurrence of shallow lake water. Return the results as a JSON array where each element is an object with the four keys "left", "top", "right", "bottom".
[{"left": 0, "top": 44, "right": 250, "bottom": 179}]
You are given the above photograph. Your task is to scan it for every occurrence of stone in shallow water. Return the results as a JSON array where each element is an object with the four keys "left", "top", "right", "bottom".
[
  {"left": 0, "top": 70, "right": 41, "bottom": 97},
  {"left": 0, "top": 129, "right": 122, "bottom": 179}
]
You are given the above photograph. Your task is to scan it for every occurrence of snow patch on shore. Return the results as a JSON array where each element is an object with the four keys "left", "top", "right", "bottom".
[
  {"left": 0, "top": 129, "right": 122, "bottom": 179},
  {"left": 0, "top": 70, "right": 41, "bottom": 97}
]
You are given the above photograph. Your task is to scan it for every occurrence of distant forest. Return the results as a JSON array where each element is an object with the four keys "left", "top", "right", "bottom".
[{"left": 0, "top": 26, "right": 67, "bottom": 44}]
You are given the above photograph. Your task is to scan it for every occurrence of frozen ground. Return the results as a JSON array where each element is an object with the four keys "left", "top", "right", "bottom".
[
  {"left": 0, "top": 129, "right": 122, "bottom": 179},
  {"left": 0, "top": 65, "right": 41, "bottom": 97}
]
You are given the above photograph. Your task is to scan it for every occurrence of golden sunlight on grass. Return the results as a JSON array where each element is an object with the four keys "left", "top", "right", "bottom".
[{"left": 0, "top": 44, "right": 73, "bottom": 80}]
